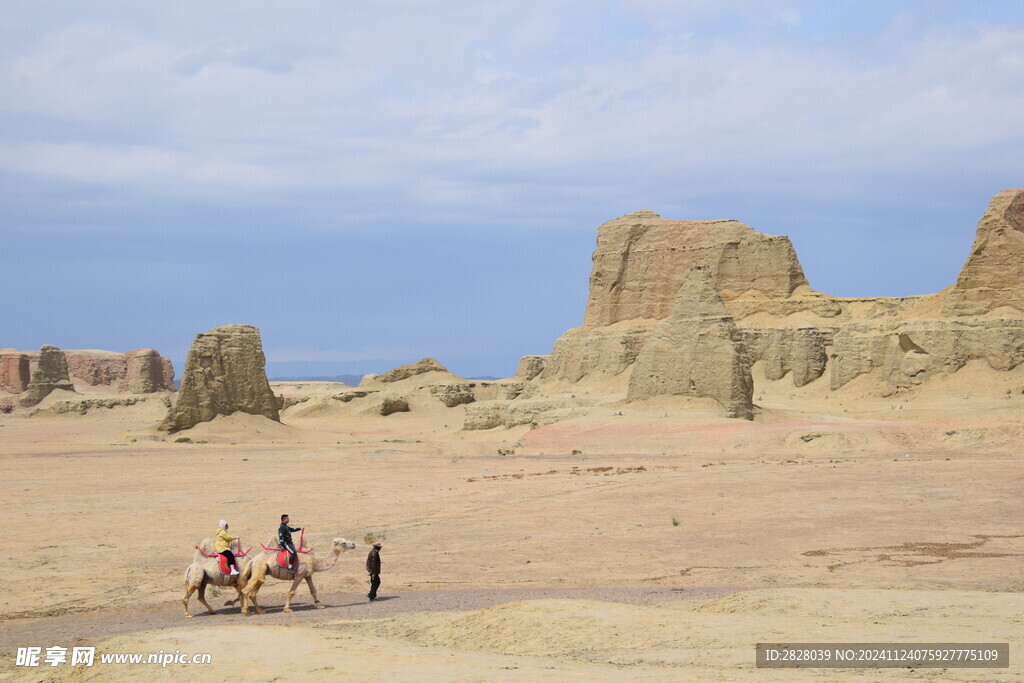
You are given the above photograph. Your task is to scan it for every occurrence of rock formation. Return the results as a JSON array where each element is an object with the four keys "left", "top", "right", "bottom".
[
  {"left": 580, "top": 210, "right": 836, "bottom": 327},
  {"left": 20, "top": 345, "right": 76, "bottom": 405},
  {"left": 740, "top": 328, "right": 828, "bottom": 388},
  {"left": 513, "top": 189, "right": 1024, "bottom": 419},
  {"left": 64, "top": 351, "right": 127, "bottom": 388},
  {"left": 377, "top": 358, "right": 447, "bottom": 383},
  {"left": 0, "top": 349, "right": 30, "bottom": 394},
  {"left": 430, "top": 383, "right": 476, "bottom": 407},
  {"left": 32, "top": 394, "right": 170, "bottom": 417},
  {"left": 626, "top": 266, "right": 753, "bottom": 419},
  {"left": 944, "top": 188, "right": 1024, "bottom": 316},
  {"left": 0, "top": 348, "right": 174, "bottom": 395},
  {"left": 122, "top": 348, "right": 175, "bottom": 393},
  {"left": 379, "top": 395, "right": 410, "bottom": 416},
  {"left": 63, "top": 349, "right": 175, "bottom": 392},
  {"left": 427, "top": 381, "right": 528, "bottom": 408},
  {"left": 514, "top": 355, "right": 547, "bottom": 380},
  {"left": 464, "top": 399, "right": 570, "bottom": 430},
  {"left": 158, "top": 324, "right": 279, "bottom": 432}
]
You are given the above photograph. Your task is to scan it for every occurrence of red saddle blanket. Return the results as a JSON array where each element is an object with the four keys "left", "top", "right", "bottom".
[
  {"left": 259, "top": 542, "right": 312, "bottom": 568},
  {"left": 217, "top": 555, "right": 236, "bottom": 575}
]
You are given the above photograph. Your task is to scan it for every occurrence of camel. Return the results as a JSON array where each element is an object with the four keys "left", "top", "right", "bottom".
[
  {"left": 181, "top": 538, "right": 250, "bottom": 618},
  {"left": 241, "top": 536, "right": 356, "bottom": 614}
]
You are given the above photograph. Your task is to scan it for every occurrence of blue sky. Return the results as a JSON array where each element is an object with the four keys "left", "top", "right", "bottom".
[{"left": 2, "top": 1, "right": 1023, "bottom": 377}]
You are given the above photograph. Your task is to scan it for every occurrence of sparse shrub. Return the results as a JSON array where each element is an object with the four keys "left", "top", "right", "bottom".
[
  {"left": 571, "top": 449, "right": 582, "bottom": 455},
  {"left": 827, "top": 564, "right": 839, "bottom": 573},
  {"left": 174, "top": 437, "right": 193, "bottom": 443},
  {"left": 672, "top": 517, "right": 681, "bottom": 527}
]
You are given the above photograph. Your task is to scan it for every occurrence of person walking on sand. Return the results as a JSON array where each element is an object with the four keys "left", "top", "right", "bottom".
[
  {"left": 216, "top": 520, "right": 240, "bottom": 576},
  {"left": 278, "top": 514, "right": 302, "bottom": 572},
  {"left": 366, "top": 542, "right": 382, "bottom": 601}
]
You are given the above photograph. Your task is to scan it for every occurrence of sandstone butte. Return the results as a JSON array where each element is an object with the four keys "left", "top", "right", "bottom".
[
  {"left": 0, "top": 347, "right": 174, "bottom": 398},
  {"left": 19, "top": 345, "right": 76, "bottom": 407},
  {"left": 158, "top": 324, "right": 280, "bottom": 433},
  {"left": 513, "top": 188, "right": 1024, "bottom": 419}
]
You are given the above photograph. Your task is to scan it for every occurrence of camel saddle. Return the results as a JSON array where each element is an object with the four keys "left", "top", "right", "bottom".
[
  {"left": 275, "top": 549, "right": 294, "bottom": 569},
  {"left": 194, "top": 544, "right": 249, "bottom": 575},
  {"left": 259, "top": 541, "right": 311, "bottom": 568},
  {"left": 217, "top": 555, "right": 235, "bottom": 575}
]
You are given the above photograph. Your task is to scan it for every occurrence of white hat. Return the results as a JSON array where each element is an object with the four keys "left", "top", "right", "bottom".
[{"left": 219, "top": 520, "right": 228, "bottom": 529}]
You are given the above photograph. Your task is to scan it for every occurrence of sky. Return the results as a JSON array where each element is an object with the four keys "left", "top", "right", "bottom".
[{"left": 2, "top": 1, "right": 1023, "bottom": 378}]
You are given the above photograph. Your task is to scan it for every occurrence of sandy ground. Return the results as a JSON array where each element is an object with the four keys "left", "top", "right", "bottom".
[
  {"left": 17, "top": 589, "right": 1024, "bottom": 681},
  {"left": 0, "top": 392, "right": 1021, "bottom": 680}
]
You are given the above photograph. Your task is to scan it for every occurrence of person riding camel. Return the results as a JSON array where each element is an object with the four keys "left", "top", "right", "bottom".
[
  {"left": 278, "top": 514, "right": 302, "bottom": 572},
  {"left": 216, "top": 520, "right": 240, "bottom": 576}
]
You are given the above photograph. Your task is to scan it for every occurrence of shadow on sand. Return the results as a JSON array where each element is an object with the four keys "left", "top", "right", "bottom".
[{"left": 194, "top": 594, "right": 401, "bottom": 617}]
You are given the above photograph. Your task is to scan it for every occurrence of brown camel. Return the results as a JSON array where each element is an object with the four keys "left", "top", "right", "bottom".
[
  {"left": 181, "top": 538, "right": 249, "bottom": 618},
  {"left": 242, "top": 536, "right": 356, "bottom": 614}
]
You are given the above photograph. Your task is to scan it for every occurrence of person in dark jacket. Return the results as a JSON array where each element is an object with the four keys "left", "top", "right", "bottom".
[
  {"left": 366, "top": 542, "right": 382, "bottom": 601},
  {"left": 278, "top": 514, "right": 302, "bottom": 572}
]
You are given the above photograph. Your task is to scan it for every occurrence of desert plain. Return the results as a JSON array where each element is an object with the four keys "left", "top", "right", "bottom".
[{"left": 0, "top": 374, "right": 1022, "bottom": 681}]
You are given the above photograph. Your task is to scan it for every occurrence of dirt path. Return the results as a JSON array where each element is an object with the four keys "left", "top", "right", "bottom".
[{"left": 0, "top": 585, "right": 748, "bottom": 654}]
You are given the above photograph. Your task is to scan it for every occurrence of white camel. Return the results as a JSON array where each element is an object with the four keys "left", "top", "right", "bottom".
[
  {"left": 181, "top": 538, "right": 251, "bottom": 618},
  {"left": 242, "top": 537, "right": 356, "bottom": 614}
]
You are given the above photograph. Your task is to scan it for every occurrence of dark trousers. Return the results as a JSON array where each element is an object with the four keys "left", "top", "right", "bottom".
[
  {"left": 282, "top": 542, "right": 297, "bottom": 568},
  {"left": 368, "top": 574, "right": 380, "bottom": 599},
  {"left": 220, "top": 550, "right": 236, "bottom": 569}
]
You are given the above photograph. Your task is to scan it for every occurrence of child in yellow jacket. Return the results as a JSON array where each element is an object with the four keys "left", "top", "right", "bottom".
[{"left": 216, "top": 520, "right": 240, "bottom": 575}]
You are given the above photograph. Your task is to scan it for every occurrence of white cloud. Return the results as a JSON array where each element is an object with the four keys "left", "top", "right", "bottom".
[
  {"left": 780, "top": 9, "right": 802, "bottom": 26},
  {"left": 0, "top": 2, "right": 1021, "bottom": 223},
  {"left": 0, "top": 141, "right": 290, "bottom": 195}
]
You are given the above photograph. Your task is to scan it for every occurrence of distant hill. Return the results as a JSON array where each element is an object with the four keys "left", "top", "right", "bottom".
[
  {"left": 264, "top": 355, "right": 514, "bottom": 387},
  {"left": 269, "top": 374, "right": 363, "bottom": 385},
  {"left": 268, "top": 373, "right": 503, "bottom": 384}
]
